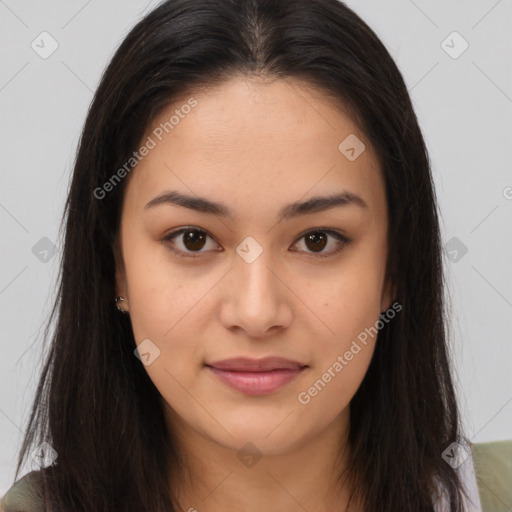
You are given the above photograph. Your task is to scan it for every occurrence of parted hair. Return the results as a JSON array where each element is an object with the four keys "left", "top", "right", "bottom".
[{"left": 14, "top": 1, "right": 468, "bottom": 510}]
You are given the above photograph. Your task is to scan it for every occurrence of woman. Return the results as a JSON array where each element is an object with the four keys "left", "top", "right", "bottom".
[{"left": 2, "top": 1, "right": 510, "bottom": 511}]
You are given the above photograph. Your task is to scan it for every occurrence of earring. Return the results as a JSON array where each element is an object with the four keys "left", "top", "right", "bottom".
[{"left": 115, "top": 296, "right": 128, "bottom": 313}]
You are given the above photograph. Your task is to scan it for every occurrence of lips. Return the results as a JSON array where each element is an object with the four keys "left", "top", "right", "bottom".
[
  {"left": 206, "top": 356, "right": 307, "bottom": 372},
  {"left": 205, "top": 357, "right": 308, "bottom": 395}
]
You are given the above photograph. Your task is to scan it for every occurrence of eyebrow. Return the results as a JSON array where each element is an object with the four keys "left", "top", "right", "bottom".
[{"left": 144, "top": 189, "right": 368, "bottom": 221}]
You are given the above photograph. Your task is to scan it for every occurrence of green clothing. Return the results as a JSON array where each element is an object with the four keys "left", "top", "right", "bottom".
[
  {"left": 1, "top": 440, "right": 511, "bottom": 511},
  {"left": 470, "top": 440, "right": 512, "bottom": 511}
]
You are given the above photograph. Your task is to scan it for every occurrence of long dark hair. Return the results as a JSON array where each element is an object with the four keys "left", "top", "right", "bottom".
[{"left": 13, "top": 0, "right": 469, "bottom": 510}]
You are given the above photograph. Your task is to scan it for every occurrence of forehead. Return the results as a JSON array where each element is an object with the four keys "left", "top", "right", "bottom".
[{"left": 122, "top": 75, "right": 386, "bottom": 223}]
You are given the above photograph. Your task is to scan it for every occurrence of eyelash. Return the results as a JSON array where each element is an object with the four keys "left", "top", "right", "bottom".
[{"left": 161, "top": 227, "right": 351, "bottom": 260}]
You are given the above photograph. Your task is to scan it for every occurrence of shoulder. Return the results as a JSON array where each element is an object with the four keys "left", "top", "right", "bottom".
[
  {"left": 0, "top": 470, "right": 45, "bottom": 512},
  {"left": 470, "top": 439, "right": 512, "bottom": 512}
]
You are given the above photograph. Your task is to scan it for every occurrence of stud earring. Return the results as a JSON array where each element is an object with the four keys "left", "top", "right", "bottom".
[{"left": 115, "top": 296, "right": 128, "bottom": 313}]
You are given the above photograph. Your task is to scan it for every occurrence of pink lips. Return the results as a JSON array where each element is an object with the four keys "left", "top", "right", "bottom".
[{"left": 205, "top": 357, "right": 307, "bottom": 396}]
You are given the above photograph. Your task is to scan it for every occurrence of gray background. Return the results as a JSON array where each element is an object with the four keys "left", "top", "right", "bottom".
[{"left": 1, "top": 0, "right": 511, "bottom": 493}]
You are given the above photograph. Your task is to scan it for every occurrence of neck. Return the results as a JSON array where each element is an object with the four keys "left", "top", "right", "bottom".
[{"left": 165, "top": 406, "right": 361, "bottom": 512}]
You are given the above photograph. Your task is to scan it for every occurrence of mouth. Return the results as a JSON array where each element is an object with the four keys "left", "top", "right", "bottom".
[{"left": 205, "top": 356, "right": 308, "bottom": 396}]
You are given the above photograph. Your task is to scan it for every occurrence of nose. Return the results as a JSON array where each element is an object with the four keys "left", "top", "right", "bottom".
[{"left": 219, "top": 244, "right": 293, "bottom": 338}]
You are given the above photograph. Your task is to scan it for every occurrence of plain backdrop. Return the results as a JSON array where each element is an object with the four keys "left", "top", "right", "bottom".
[{"left": 1, "top": 0, "right": 511, "bottom": 494}]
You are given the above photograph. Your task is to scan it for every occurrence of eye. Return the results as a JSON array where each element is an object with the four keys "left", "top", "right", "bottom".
[
  {"left": 162, "top": 227, "right": 351, "bottom": 259},
  {"left": 291, "top": 229, "right": 351, "bottom": 258},
  {"left": 162, "top": 227, "right": 221, "bottom": 259}
]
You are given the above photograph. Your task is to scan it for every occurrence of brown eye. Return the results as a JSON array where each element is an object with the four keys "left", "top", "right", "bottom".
[
  {"left": 291, "top": 229, "right": 350, "bottom": 258},
  {"left": 304, "top": 232, "right": 328, "bottom": 252},
  {"left": 162, "top": 227, "right": 220, "bottom": 258},
  {"left": 181, "top": 230, "right": 207, "bottom": 251}
]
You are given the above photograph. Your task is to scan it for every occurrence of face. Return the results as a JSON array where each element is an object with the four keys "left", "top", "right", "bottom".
[{"left": 115, "top": 75, "right": 394, "bottom": 458}]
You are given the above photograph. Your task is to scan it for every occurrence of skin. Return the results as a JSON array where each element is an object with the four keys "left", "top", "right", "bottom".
[{"left": 115, "top": 74, "right": 394, "bottom": 512}]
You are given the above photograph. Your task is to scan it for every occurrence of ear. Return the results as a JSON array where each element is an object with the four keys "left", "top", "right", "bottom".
[
  {"left": 380, "top": 270, "right": 397, "bottom": 313},
  {"left": 113, "top": 237, "right": 129, "bottom": 308}
]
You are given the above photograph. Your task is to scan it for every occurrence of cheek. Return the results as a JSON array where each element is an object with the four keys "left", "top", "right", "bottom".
[
  {"left": 309, "top": 256, "right": 386, "bottom": 346},
  {"left": 121, "top": 242, "right": 217, "bottom": 387},
  {"left": 122, "top": 238, "right": 200, "bottom": 332},
  {"left": 302, "top": 239, "right": 386, "bottom": 395},
  {"left": 297, "top": 277, "right": 382, "bottom": 417}
]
